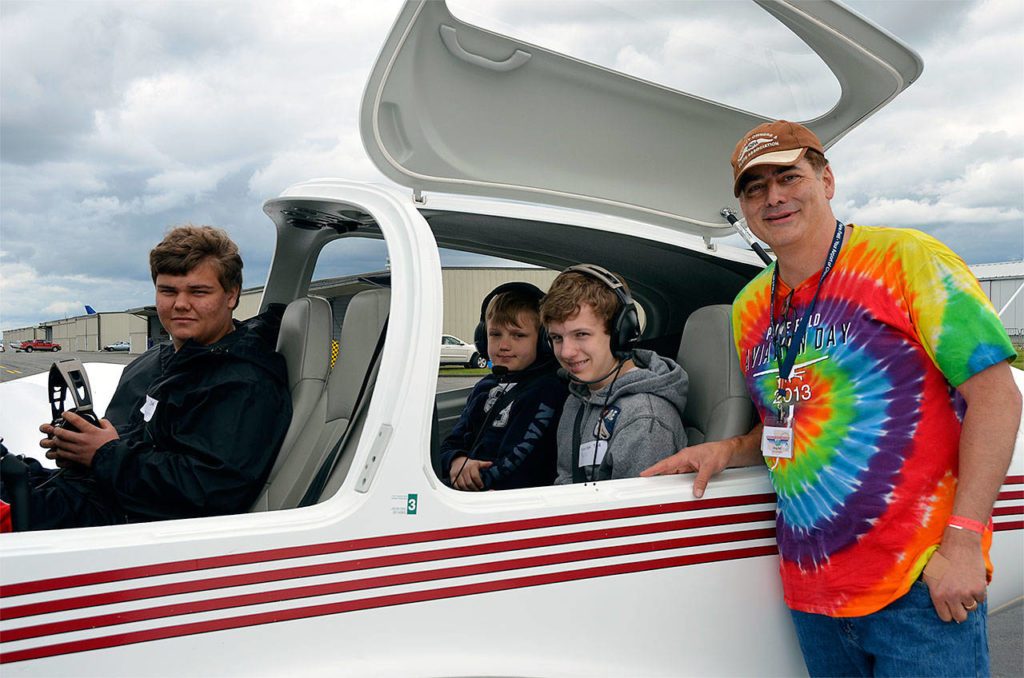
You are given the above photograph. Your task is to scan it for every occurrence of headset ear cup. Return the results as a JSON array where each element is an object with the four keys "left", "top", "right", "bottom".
[
  {"left": 618, "top": 305, "right": 641, "bottom": 357},
  {"left": 474, "top": 321, "right": 488, "bottom": 361},
  {"left": 537, "top": 325, "right": 553, "bottom": 358},
  {"left": 608, "top": 294, "right": 640, "bottom": 359}
]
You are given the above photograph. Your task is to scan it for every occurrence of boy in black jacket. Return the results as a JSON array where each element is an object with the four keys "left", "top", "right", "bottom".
[
  {"left": 3, "top": 225, "right": 291, "bottom": 530},
  {"left": 440, "top": 283, "right": 567, "bottom": 491}
]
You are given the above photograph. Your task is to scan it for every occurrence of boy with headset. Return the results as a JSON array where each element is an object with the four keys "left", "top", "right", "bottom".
[
  {"left": 541, "top": 265, "right": 688, "bottom": 484},
  {"left": 439, "top": 283, "right": 567, "bottom": 491}
]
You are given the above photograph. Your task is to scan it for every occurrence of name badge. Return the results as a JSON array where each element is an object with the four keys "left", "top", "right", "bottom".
[
  {"left": 141, "top": 395, "right": 159, "bottom": 423},
  {"left": 578, "top": 440, "right": 608, "bottom": 467},
  {"left": 761, "top": 405, "right": 794, "bottom": 459}
]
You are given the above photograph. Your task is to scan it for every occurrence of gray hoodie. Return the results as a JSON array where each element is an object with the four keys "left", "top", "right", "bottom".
[{"left": 554, "top": 349, "right": 688, "bottom": 484}]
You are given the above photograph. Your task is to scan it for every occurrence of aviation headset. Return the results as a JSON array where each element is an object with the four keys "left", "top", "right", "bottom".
[
  {"left": 561, "top": 264, "right": 642, "bottom": 360},
  {"left": 473, "top": 282, "right": 553, "bottom": 362}
]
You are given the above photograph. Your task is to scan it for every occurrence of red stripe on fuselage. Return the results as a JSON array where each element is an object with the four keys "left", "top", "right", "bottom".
[
  {"left": 0, "top": 544, "right": 778, "bottom": 664},
  {"left": 2, "top": 508, "right": 775, "bottom": 620},
  {"left": 2, "top": 493, "right": 777, "bottom": 597},
  {"left": 3, "top": 526, "right": 777, "bottom": 642}
]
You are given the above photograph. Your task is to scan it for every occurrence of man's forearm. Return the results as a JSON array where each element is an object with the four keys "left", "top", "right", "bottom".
[
  {"left": 952, "top": 363, "right": 1020, "bottom": 523},
  {"left": 927, "top": 362, "right": 1019, "bottom": 621},
  {"left": 726, "top": 422, "right": 765, "bottom": 468}
]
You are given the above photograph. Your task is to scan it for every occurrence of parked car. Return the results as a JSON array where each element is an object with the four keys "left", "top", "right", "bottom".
[
  {"left": 15, "top": 339, "right": 61, "bottom": 352},
  {"left": 440, "top": 334, "right": 487, "bottom": 368},
  {"left": 102, "top": 340, "right": 131, "bottom": 352}
]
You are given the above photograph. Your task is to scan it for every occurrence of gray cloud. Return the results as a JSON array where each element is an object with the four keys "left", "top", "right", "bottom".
[{"left": 2, "top": 0, "right": 1022, "bottom": 332}]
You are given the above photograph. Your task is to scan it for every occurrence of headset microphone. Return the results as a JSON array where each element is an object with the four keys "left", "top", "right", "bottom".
[{"left": 558, "top": 358, "right": 627, "bottom": 385}]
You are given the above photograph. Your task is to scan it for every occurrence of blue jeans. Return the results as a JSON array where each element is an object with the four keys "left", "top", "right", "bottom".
[{"left": 790, "top": 580, "right": 989, "bottom": 677}]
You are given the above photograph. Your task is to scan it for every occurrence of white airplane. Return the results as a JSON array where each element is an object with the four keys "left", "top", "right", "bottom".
[{"left": 1, "top": 2, "right": 1021, "bottom": 676}]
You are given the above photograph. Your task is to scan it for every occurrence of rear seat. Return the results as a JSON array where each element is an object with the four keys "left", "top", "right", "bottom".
[
  {"left": 252, "top": 288, "right": 390, "bottom": 511},
  {"left": 676, "top": 304, "right": 754, "bottom": 444}
]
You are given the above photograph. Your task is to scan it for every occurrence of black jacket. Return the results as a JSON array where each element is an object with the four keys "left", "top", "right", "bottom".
[
  {"left": 92, "top": 305, "right": 291, "bottom": 521},
  {"left": 439, "top": 356, "right": 566, "bottom": 490}
]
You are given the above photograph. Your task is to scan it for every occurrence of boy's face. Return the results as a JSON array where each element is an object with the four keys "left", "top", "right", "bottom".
[
  {"left": 155, "top": 258, "right": 239, "bottom": 351},
  {"left": 546, "top": 302, "right": 618, "bottom": 391},
  {"left": 487, "top": 312, "right": 539, "bottom": 372}
]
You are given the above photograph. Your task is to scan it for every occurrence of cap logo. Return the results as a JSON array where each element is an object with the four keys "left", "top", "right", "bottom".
[{"left": 737, "top": 133, "right": 779, "bottom": 166}]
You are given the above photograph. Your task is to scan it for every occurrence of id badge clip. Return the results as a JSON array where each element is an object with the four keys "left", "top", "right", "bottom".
[{"left": 762, "top": 403, "right": 795, "bottom": 460}]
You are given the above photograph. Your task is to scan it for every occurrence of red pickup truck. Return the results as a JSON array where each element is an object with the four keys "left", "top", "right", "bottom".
[{"left": 15, "top": 340, "right": 61, "bottom": 352}]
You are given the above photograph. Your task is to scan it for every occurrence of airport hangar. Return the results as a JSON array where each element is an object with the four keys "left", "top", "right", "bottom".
[{"left": 3, "top": 263, "right": 1020, "bottom": 355}]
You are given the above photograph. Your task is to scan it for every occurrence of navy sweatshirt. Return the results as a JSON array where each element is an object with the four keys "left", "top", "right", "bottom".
[{"left": 439, "top": 357, "right": 567, "bottom": 490}]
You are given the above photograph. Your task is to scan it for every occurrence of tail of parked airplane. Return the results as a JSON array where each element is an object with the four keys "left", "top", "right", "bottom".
[{"left": 84, "top": 305, "right": 97, "bottom": 315}]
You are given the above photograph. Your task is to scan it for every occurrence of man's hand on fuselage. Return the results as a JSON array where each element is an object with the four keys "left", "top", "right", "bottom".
[
  {"left": 641, "top": 423, "right": 763, "bottom": 497},
  {"left": 38, "top": 411, "right": 119, "bottom": 468}
]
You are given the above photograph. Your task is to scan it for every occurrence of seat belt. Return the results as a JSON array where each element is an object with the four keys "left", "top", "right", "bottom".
[{"left": 299, "top": 319, "right": 388, "bottom": 508}]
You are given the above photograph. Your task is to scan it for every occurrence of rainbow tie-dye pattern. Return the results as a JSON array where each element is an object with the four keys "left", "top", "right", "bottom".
[{"left": 733, "top": 225, "right": 1015, "bottom": 616}]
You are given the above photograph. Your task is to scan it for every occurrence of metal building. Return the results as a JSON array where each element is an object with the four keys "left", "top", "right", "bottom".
[
  {"left": 970, "top": 261, "right": 1023, "bottom": 348},
  {"left": 3, "top": 311, "right": 148, "bottom": 353},
  {"left": 440, "top": 267, "right": 559, "bottom": 342}
]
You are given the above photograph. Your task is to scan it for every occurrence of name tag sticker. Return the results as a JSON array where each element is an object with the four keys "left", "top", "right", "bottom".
[
  {"left": 141, "top": 395, "right": 159, "bottom": 422},
  {"left": 578, "top": 440, "right": 608, "bottom": 467},
  {"left": 761, "top": 405, "right": 794, "bottom": 459},
  {"left": 761, "top": 425, "right": 793, "bottom": 459}
]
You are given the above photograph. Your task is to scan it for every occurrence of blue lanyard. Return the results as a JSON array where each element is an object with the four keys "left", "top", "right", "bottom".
[{"left": 769, "top": 220, "right": 845, "bottom": 382}]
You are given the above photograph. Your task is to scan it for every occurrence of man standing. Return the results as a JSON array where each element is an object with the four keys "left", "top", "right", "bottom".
[
  {"left": 645, "top": 121, "right": 1020, "bottom": 676},
  {"left": 4, "top": 225, "right": 291, "bottom": 530}
]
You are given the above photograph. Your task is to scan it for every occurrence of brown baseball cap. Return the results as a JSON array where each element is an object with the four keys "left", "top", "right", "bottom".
[{"left": 731, "top": 120, "right": 824, "bottom": 196}]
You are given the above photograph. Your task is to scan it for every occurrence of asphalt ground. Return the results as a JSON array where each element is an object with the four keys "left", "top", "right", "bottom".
[
  {"left": 1, "top": 352, "right": 1020, "bottom": 672},
  {"left": 990, "top": 598, "right": 1024, "bottom": 678},
  {"left": 0, "top": 349, "right": 135, "bottom": 382}
]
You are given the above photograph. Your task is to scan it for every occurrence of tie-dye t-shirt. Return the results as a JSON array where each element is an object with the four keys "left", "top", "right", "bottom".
[{"left": 732, "top": 224, "right": 1015, "bottom": 617}]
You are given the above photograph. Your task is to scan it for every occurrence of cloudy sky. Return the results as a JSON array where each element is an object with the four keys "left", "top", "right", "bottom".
[{"left": 2, "top": 0, "right": 1022, "bottom": 332}]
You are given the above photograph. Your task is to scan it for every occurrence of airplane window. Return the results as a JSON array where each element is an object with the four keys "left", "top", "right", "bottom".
[
  {"left": 309, "top": 239, "right": 391, "bottom": 343},
  {"left": 446, "top": 0, "right": 840, "bottom": 121},
  {"left": 279, "top": 236, "right": 393, "bottom": 508},
  {"left": 434, "top": 266, "right": 566, "bottom": 490}
]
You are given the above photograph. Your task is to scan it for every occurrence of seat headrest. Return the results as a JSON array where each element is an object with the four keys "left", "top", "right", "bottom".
[
  {"left": 277, "top": 296, "right": 333, "bottom": 390},
  {"left": 677, "top": 304, "right": 752, "bottom": 444},
  {"left": 327, "top": 288, "right": 391, "bottom": 420}
]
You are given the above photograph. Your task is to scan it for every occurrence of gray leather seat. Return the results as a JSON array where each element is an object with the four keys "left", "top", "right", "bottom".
[
  {"left": 252, "top": 288, "right": 390, "bottom": 511},
  {"left": 676, "top": 304, "right": 754, "bottom": 445},
  {"left": 250, "top": 296, "right": 333, "bottom": 512}
]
